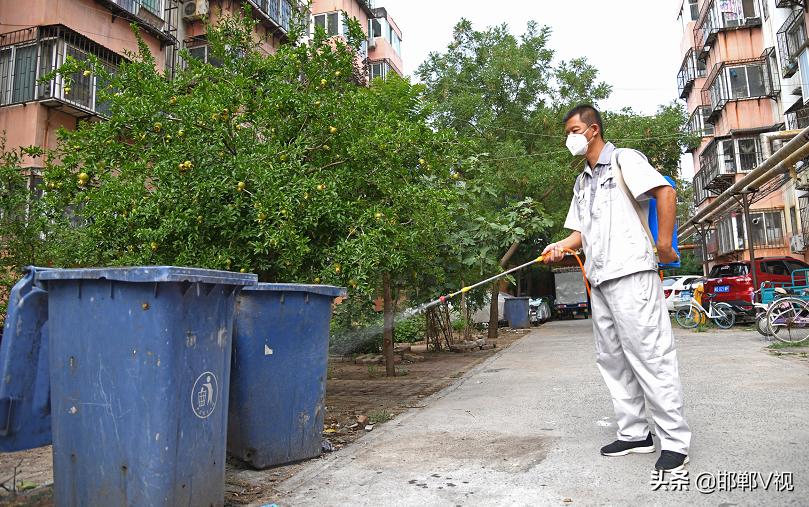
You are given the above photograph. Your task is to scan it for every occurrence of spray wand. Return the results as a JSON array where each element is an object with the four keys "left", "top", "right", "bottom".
[{"left": 420, "top": 248, "right": 589, "bottom": 311}]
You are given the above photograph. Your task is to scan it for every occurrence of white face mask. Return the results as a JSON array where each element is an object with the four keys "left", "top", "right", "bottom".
[{"left": 565, "top": 125, "right": 594, "bottom": 157}]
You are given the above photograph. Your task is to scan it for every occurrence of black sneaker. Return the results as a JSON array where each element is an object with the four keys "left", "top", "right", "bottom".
[
  {"left": 600, "top": 433, "right": 655, "bottom": 456},
  {"left": 655, "top": 450, "right": 690, "bottom": 471}
]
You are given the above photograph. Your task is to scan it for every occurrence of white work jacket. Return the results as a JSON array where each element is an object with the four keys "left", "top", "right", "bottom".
[{"left": 563, "top": 142, "right": 671, "bottom": 287}]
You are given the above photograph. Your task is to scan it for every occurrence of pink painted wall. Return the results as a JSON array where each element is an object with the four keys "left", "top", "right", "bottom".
[
  {"left": 708, "top": 29, "right": 763, "bottom": 67},
  {"left": 0, "top": 0, "right": 165, "bottom": 70},
  {"left": 368, "top": 35, "right": 402, "bottom": 76},
  {"left": 185, "top": 0, "right": 283, "bottom": 54},
  {"left": 711, "top": 99, "right": 776, "bottom": 136},
  {"left": 0, "top": 104, "right": 77, "bottom": 167}
]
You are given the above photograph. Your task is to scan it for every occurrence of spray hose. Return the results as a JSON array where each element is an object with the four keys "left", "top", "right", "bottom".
[{"left": 422, "top": 248, "right": 589, "bottom": 311}]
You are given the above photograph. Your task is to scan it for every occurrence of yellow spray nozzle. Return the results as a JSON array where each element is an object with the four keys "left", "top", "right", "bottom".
[
  {"left": 535, "top": 255, "right": 544, "bottom": 263},
  {"left": 461, "top": 286, "right": 471, "bottom": 293}
]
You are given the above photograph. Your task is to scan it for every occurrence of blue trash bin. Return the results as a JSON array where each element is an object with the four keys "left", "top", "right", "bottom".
[
  {"left": 227, "top": 283, "right": 346, "bottom": 469},
  {"left": 0, "top": 267, "right": 51, "bottom": 452},
  {"left": 503, "top": 297, "right": 531, "bottom": 329},
  {"left": 25, "top": 266, "right": 255, "bottom": 507}
]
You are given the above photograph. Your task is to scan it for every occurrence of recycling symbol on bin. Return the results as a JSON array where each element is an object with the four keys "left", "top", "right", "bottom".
[{"left": 191, "top": 371, "right": 218, "bottom": 419}]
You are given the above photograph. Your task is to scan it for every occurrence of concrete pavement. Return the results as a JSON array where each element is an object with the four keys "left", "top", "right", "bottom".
[{"left": 276, "top": 319, "right": 809, "bottom": 506}]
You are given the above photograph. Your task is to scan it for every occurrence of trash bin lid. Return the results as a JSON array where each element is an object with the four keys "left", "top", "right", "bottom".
[
  {"left": 37, "top": 266, "right": 258, "bottom": 285},
  {"left": 504, "top": 296, "right": 531, "bottom": 300},
  {"left": 242, "top": 283, "right": 347, "bottom": 298},
  {"left": 0, "top": 267, "right": 52, "bottom": 452}
]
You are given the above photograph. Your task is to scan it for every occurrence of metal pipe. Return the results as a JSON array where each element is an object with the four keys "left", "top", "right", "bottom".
[{"left": 679, "top": 126, "right": 809, "bottom": 241}]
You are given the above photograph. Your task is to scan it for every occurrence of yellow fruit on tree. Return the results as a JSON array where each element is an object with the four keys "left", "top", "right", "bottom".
[
  {"left": 418, "top": 158, "right": 426, "bottom": 165},
  {"left": 334, "top": 264, "right": 341, "bottom": 274},
  {"left": 317, "top": 184, "right": 326, "bottom": 191},
  {"left": 64, "top": 86, "right": 71, "bottom": 95},
  {"left": 375, "top": 212, "right": 383, "bottom": 219},
  {"left": 279, "top": 153, "right": 288, "bottom": 162},
  {"left": 320, "top": 78, "right": 328, "bottom": 87},
  {"left": 240, "top": 268, "right": 248, "bottom": 273},
  {"left": 328, "top": 126, "right": 338, "bottom": 134},
  {"left": 237, "top": 181, "right": 246, "bottom": 192},
  {"left": 150, "top": 241, "right": 159, "bottom": 252},
  {"left": 177, "top": 129, "right": 185, "bottom": 137},
  {"left": 83, "top": 70, "right": 91, "bottom": 77},
  {"left": 335, "top": 70, "right": 342, "bottom": 77},
  {"left": 153, "top": 122, "right": 162, "bottom": 132},
  {"left": 78, "top": 172, "right": 90, "bottom": 185}
]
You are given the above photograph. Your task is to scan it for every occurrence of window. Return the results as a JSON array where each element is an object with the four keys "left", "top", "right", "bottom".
[
  {"left": 687, "top": 106, "right": 714, "bottom": 136},
  {"left": 390, "top": 28, "right": 401, "bottom": 55},
  {"left": 800, "top": 49, "right": 809, "bottom": 103},
  {"left": 314, "top": 12, "right": 340, "bottom": 36},
  {"left": 0, "top": 48, "right": 11, "bottom": 104},
  {"left": 728, "top": 65, "right": 765, "bottom": 98},
  {"left": 12, "top": 45, "right": 37, "bottom": 103},
  {"left": 140, "top": 0, "right": 163, "bottom": 17},
  {"left": 369, "top": 18, "right": 382, "bottom": 39},
  {"left": 750, "top": 210, "right": 785, "bottom": 248},
  {"left": 369, "top": 61, "right": 390, "bottom": 81},
  {"left": 717, "top": 214, "right": 746, "bottom": 254},
  {"left": 709, "top": 262, "right": 749, "bottom": 277},
  {"left": 790, "top": 205, "right": 799, "bottom": 235},
  {"left": 689, "top": 0, "right": 699, "bottom": 20},
  {"left": 721, "top": 139, "right": 736, "bottom": 173},
  {"left": 785, "top": 259, "right": 809, "bottom": 273},
  {"left": 64, "top": 45, "right": 92, "bottom": 109},
  {"left": 762, "top": 260, "right": 788, "bottom": 275},
  {"left": 187, "top": 44, "right": 222, "bottom": 67},
  {"left": 737, "top": 138, "right": 760, "bottom": 171}
]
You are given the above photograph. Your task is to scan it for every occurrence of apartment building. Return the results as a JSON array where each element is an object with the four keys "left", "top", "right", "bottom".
[
  {"left": 0, "top": 0, "right": 402, "bottom": 191},
  {"left": 309, "top": 0, "right": 402, "bottom": 80},
  {"left": 678, "top": 0, "right": 809, "bottom": 266}
]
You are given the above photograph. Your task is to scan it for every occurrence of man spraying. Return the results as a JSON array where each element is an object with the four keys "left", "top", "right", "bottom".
[{"left": 542, "top": 104, "right": 691, "bottom": 472}]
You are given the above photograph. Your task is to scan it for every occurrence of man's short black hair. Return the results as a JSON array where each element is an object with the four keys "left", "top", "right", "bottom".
[{"left": 563, "top": 104, "right": 604, "bottom": 137}]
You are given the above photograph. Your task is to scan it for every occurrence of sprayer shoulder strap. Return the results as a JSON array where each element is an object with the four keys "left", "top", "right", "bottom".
[{"left": 611, "top": 149, "right": 657, "bottom": 254}]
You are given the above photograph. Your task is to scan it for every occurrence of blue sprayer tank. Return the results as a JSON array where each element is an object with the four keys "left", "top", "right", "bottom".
[{"left": 647, "top": 175, "right": 681, "bottom": 269}]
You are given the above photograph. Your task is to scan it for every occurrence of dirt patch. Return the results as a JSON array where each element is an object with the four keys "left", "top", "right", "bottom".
[
  {"left": 358, "top": 430, "right": 552, "bottom": 474},
  {"left": 0, "top": 329, "right": 531, "bottom": 506}
]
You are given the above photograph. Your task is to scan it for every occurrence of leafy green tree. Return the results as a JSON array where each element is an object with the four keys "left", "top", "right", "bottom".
[
  {"left": 32, "top": 9, "right": 460, "bottom": 376},
  {"left": 418, "top": 21, "right": 699, "bottom": 335}
]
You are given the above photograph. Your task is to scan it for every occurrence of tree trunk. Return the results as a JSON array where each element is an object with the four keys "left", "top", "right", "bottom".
[
  {"left": 382, "top": 272, "right": 396, "bottom": 377},
  {"left": 488, "top": 241, "right": 521, "bottom": 339}
]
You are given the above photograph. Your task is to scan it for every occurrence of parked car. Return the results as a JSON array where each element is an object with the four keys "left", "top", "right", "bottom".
[
  {"left": 704, "top": 257, "right": 809, "bottom": 317},
  {"left": 663, "top": 275, "right": 703, "bottom": 312}
]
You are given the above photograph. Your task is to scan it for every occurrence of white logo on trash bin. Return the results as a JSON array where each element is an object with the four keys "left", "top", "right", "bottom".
[{"left": 191, "top": 371, "right": 218, "bottom": 419}]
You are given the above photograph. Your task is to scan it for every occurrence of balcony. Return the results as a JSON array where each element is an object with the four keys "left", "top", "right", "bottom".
[
  {"left": 786, "top": 104, "right": 809, "bottom": 129},
  {"left": 701, "top": 51, "right": 780, "bottom": 123},
  {"left": 776, "top": 0, "right": 805, "bottom": 8},
  {"left": 698, "top": 136, "right": 765, "bottom": 195},
  {"left": 777, "top": 8, "right": 807, "bottom": 78},
  {"left": 247, "top": 0, "right": 305, "bottom": 36},
  {"left": 0, "top": 25, "right": 121, "bottom": 118},
  {"left": 99, "top": 0, "right": 177, "bottom": 45},
  {"left": 686, "top": 106, "right": 715, "bottom": 147},
  {"left": 694, "top": 0, "right": 763, "bottom": 58},
  {"left": 678, "top": 49, "right": 697, "bottom": 98}
]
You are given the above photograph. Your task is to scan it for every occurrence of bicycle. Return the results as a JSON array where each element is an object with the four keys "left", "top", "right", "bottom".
[
  {"left": 764, "top": 287, "right": 809, "bottom": 344},
  {"left": 674, "top": 293, "right": 736, "bottom": 329}
]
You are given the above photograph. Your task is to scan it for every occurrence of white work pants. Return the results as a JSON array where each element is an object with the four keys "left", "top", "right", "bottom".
[{"left": 590, "top": 270, "right": 691, "bottom": 454}]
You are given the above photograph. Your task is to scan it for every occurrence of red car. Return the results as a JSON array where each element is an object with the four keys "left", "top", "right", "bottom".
[{"left": 704, "top": 257, "right": 809, "bottom": 311}]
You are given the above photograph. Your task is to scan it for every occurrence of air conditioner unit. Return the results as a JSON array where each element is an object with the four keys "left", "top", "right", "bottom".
[
  {"left": 795, "top": 170, "right": 809, "bottom": 191},
  {"left": 368, "top": 37, "right": 376, "bottom": 49},
  {"left": 183, "top": 0, "right": 209, "bottom": 20},
  {"left": 791, "top": 234, "right": 806, "bottom": 253}
]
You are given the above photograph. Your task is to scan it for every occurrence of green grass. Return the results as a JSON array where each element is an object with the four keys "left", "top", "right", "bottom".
[
  {"left": 767, "top": 340, "right": 809, "bottom": 350},
  {"left": 368, "top": 409, "right": 393, "bottom": 424}
]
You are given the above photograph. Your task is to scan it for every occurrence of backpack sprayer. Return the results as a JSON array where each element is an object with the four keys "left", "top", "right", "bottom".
[{"left": 420, "top": 247, "right": 589, "bottom": 311}]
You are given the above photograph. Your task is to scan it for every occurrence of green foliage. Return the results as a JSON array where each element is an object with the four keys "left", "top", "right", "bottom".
[
  {"left": 32, "top": 9, "right": 461, "bottom": 306},
  {"left": 0, "top": 141, "right": 51, "bottom": 324},
  {"left": 394, "top": 314, "right": 425, "bottom": 343}
]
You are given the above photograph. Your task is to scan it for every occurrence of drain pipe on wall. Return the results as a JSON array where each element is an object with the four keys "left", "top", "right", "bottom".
[{"left": 679, "top": 126, "right": 809, "bottom": 242}]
